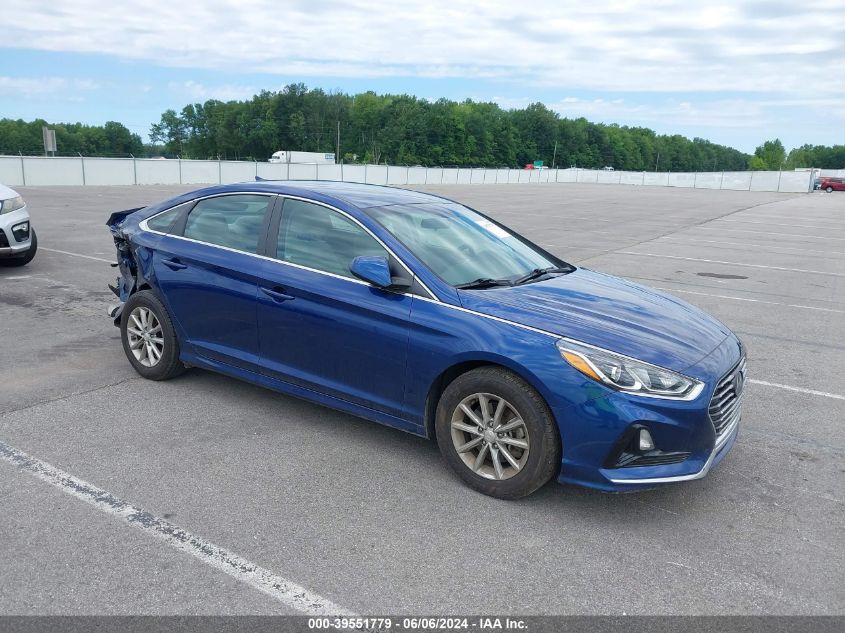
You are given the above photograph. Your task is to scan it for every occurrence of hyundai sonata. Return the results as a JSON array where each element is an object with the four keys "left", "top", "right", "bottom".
[{"left": 107, "top": 181, "right": 744, "bottom": 498}]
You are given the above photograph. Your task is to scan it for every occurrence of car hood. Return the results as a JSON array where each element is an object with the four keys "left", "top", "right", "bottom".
[
  {"left": 0, "top": 183, "right": 19, "bottom": 200},
  {"left": 457, "top": 267, "right": 731, "bottom": 372}
]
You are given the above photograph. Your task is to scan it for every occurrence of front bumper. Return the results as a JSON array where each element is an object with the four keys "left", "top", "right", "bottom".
[
  {"left": 603, "top": 409, "right": 738, "bottom": 485},
  {"left": 0, "top": 206, "right": 32, "bottom": 257},
  {"left": 555, "top": 335, "right": 744, "bottom": 492}
]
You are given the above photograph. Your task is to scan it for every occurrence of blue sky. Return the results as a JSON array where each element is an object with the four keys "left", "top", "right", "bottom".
[{"left": 2, "top": 0, "right": 843, "bottom": 154}]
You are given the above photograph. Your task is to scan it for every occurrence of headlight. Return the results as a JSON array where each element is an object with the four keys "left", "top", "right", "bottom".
[
  {"left": 0, "top": 196, "right": 25, "bottom": 214},
  {"left": 556, "top": 339, "right": 704, "bottom": 400}
]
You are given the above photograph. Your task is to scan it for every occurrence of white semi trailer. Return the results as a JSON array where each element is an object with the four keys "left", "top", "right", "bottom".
[{"left": 269, "top": 150, "right": 336, "bottom": 164}]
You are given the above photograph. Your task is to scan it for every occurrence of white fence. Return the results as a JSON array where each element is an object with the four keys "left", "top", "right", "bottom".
[
  {"left": 818, "top": 168, "right": 845, "bottom": 178},
  {"left": 0, "top": 155, "right": 814, "bottom": 193}
]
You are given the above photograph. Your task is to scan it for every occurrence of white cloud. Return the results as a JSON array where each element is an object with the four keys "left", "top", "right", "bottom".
[
  {"left": 2, "top": 0, "right": 844, "bottom": 149},
  {"left": 548, "top": 97, "right": 773, "bottom": 129},
  {"left": 2, "top": 0, "right": 842, "bottom": 96},
  {"left": 167, "top": 80, "right": 258, "bottom": 102},
  {"left": 0, "top": 76, "right": 99, "bottom": 98},
  {"left": 484, "top": 93, "right": 843, "bottom": 151}
]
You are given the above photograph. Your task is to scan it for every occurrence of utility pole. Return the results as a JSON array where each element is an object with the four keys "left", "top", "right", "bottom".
[
  {"left": 551, "top": 140, "right": 558, "bottom": 169},
  {"left": 655, "top": 152, "right": 660, "bottom": 172},
  {"left": 336, "top": 120, "right": 341, "bottom": 163}
]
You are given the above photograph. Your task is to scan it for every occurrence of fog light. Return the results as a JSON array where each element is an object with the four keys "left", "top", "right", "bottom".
[
  {"left": 11, "top": 221, "right": 30, "bottom": 242},
  {"left": 638, "top": 428, "right": 655, "bottom": 452}
]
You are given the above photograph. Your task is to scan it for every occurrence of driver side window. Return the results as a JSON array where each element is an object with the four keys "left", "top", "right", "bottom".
[{"left": 276, "top": 199, "right": 388, "bottom": 278}]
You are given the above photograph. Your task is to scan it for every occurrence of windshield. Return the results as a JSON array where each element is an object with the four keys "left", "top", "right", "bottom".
[{"left": 365, "top": 202, "right": 566, "bottom": 287}]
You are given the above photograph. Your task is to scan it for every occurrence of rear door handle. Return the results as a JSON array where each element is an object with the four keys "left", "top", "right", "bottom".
[
  {"left": 260, "top": 286, "right": 294, "bottom": 302},
  {"left": 162, "top": 258, "right": 187, "bottom": 270}
]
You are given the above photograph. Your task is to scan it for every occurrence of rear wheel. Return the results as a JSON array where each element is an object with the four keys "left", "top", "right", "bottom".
[
  {"left": 435, "top": 367, "right": 560, "bottom": 499},
  {"left": 0, "top": 229, "right": 37, "bottom": 267},
  {"left": 120, "top": 290, "right": 185, "bottom": 380}
]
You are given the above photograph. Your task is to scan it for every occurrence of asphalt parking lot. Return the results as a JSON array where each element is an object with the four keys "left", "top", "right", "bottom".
[{"left": 1, "top": 182, "right": 843, "bottom": 615}]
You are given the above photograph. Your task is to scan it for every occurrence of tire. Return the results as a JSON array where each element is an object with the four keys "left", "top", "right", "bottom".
[
  {"left": 826, "top": 186, "right": 833, "bottom": 193},
  {"left": 120, "top": 289, "right": 185, "bottom": 380},
  {"left": 435, "top": 366, "right": 561, "bottom": 499},
  {"left": 0, "top": 229, "right": 37, "bottom": 267}
]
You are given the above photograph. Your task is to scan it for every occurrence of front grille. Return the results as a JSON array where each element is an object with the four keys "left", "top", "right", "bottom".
[
  {"left": 0, "top": 229, "right": 8, "bottom": 248},
  {"left": 709, "top": 358, "right": 746, "bottom": 437},
  {"left": 617, "top": 451, "right": 690, "bottom": 468}
]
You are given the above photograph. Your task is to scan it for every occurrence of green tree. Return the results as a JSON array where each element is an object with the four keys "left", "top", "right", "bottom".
[
  {"left": 751, "top": 139, "right": 786, "bottom": 170},
  {"left": 14, "top": 87, "right": 845, "bottom": 170},
  {"left": 150, "top": 109, "right": 187, "bottom": 155}
]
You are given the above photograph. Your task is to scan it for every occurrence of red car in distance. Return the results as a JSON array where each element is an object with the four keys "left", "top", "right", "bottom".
[{"left": 820, "top": 177, "right": 845, "bottom": 192}]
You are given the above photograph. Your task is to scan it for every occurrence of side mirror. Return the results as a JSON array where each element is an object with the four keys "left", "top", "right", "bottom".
[
  {"left": 350, "top": 256, "right": 411, "bottom": 290},
  {"left": 350, "top": 255, "right": 392, "bottom": 288}
]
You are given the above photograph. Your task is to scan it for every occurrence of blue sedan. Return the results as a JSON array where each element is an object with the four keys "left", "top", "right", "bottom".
[{"left": 107, "top": 181, "right": 745, "bottom": 498}]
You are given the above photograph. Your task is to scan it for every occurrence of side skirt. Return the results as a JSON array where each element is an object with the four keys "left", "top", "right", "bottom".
[{"left": 181, "top": 351, "right": 427, "bottom": 438}]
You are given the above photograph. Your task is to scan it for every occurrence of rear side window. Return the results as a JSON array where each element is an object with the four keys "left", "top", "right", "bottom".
[
  {"left": 276, "top": 199, "right": 387, "bottom": 277},
  {"left": 183, "top": 194, "right": 272, "bottom": 253},
  {"left": 147, "top": 201, "right": 192, "bottom": 233}
]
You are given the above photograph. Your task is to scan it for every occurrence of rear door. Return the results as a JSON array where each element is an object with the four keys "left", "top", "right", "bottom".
[
  {"left": 150, "top": 193, "right": 276, "bottom": 372},
  {"left": 255, "top": 197, "right": 414, "bottom": 418}
]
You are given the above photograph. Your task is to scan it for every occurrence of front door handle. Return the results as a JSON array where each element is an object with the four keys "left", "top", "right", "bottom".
[
  {"left": 260, "top": 286, "right": 294, "bottom": 302},
  {"left": 162, "top": 258, "right": 187, "bottom": 270}
]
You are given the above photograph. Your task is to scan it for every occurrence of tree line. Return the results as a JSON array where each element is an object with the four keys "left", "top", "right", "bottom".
[
  {"left": 146, "top": 85, "right": 753, "bottom": 171},
  {"left": 1, "top": 84, "right": 842, "bottom": 171},
  {"left": 0, "top": 118, "right": 143, "bottom": 157}
]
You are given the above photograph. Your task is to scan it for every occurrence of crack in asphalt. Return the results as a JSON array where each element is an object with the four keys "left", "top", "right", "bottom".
[{"left": 0, "top": 377, "right": 141, "bottom": 418}]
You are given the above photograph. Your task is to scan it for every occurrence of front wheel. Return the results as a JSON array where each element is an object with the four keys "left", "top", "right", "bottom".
[
  {"left": 120, "top": 290, "right": 185, "bottom": 380},
  {"left": 435, "top": 367, "right": 561, "bottom": 499},
  {"left": 826, "top": 186, "right": 833, "bottom": 193}
]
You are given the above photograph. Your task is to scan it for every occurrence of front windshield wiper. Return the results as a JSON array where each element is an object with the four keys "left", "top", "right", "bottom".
[
  {"left": 513, "top": 266, "right": 574, "bottom": 286},
  {"left": 455, "top": 277, "right": 513, "bottom": 290}
]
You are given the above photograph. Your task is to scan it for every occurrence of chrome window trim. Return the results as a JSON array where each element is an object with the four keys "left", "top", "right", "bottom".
[
  {"left": 140, "top": 194, "right": 582, "bottom": 340},
  {"left": 138, "top": 191, "right": 438, "bottom": 301},
  {"left": 138, "top": 192, "right": 726, "bottom": 405}
]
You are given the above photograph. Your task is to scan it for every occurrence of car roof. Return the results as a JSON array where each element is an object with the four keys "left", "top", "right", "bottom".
[{"left": 190, "top": 180, "right": 450, "bottom": 210}]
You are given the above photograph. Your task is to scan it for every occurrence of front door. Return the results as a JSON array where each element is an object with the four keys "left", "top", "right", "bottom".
[{"left": 256, "top": 197, "right": 412, "bottom": 417}]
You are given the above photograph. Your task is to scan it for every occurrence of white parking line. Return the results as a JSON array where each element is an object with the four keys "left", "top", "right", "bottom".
[
  {"left": 721, "top": 219, "right": 843, "bottom": 230},
  {"left": 618, "top": 252, "right": 845, "bottom": 277},
  {"left": 692, "top": 226, "right": 845, "bottom": 241},
  {"left": 657, "top": 236, "right": 845, "bottom": 257},
  {"left": 40, "top": 247, "right": 114, "bottom": 264},
  {"left": 748, "top": 380, "right": 845, "bottom": 401},
  {"left": 0, "top": 439, "right": 353, "bottom": 616},
  {"left": 654, "top": 287, "right": 845, "bottom": 314}
]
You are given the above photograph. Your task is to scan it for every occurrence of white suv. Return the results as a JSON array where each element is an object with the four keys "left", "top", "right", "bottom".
[{"left": 0, "top": 184, "right": 37, "bottom": 267}]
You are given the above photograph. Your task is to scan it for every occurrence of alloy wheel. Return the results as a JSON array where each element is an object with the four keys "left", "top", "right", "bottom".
[
  {"left": 450, "top": 392, "right": 530, "bottom": 480},
  {"left": 126, "top": 306, "right": 165, "bottom": 367}
]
